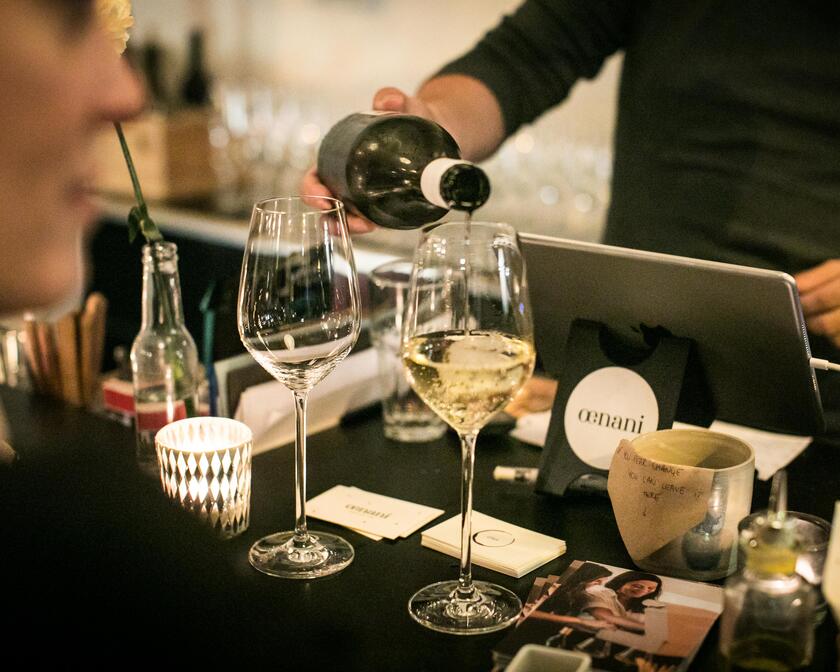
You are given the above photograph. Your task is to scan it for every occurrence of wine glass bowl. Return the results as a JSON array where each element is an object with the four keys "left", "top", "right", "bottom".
[
  {"left": 403, "top": 221, "right": 535, "bottom": 633},
  {"left": 238, "top": 196, "right": 360, "bottom": 578},
  {"left": 402, "top": 329, "right": 533, "bottom": 434}
]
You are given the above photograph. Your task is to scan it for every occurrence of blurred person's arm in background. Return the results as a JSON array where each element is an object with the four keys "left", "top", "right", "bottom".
[
  {"left": 372, "top": 76, "right": 505, "bottom": 163},
  {"left": 304, "top": 0, "right": 631, "bottom": 231}
]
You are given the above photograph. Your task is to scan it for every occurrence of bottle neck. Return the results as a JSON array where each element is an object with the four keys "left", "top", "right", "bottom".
[
  {"left": 182, "top": 31, "right": 210, "bottom": 106},
  {"left": 420, "top": 158, "right": 491, "bottom": 211},
  {"left": 744, "top": 551, "right": 798, "bottom": 578},
  {"left": 141, "top": 242, "right": 186, "bottom": 329},
  {"left": 142, "top": 42, "right": 167, "bottom": 108},
  {"left": 187, "top": 31, "right": 205, "bottom": 72},
  {"left": 737, "top": 566, "right": 808, "bottom": 602},
  {"left": 741, "top": 512, "right": 800, "bottom": 577}
]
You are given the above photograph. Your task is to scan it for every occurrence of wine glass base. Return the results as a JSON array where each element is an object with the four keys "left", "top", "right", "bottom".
[
  {"left": 408, "top": 580, "right": 522, "bottom": 635},
  {"left": 248, "top": 531, "right": 354, "bottom": 579}
]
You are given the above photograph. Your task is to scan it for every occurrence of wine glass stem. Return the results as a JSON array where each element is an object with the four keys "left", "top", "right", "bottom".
[
  {"left": 293, "top": 390, "right": 310, "bottom": 544},
  {"left": 457, "top": 430, "right": 479, "bottom": 599}
]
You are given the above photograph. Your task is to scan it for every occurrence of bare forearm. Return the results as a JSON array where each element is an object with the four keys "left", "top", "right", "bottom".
[
  {"left": 587, "top": 607, "right": 645, "bottom": 632},
  {"left": 416, "top": 74, "right": 505, "bottom": 162},
  {"left": 529, "top": 610, "right": 615, "bottom": 630}
]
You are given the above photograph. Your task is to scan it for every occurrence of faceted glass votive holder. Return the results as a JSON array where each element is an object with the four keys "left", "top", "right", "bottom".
[{"left": 156, "top": 417, "right": 252, "bottom": 540}]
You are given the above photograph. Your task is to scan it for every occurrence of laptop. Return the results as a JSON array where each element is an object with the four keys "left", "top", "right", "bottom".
[{"left": 520, "top": 233, "right": 823, "bottom": 435}]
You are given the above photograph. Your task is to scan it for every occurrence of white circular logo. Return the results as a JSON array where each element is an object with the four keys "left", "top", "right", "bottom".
[
  {"left": 564, "top": 367, "right": 659, "bottom": 470},
  {"left": 472, "top": 530, "right": 515, "bottom": 547}
]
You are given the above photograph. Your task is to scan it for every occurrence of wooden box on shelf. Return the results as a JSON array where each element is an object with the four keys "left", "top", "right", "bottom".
[{"left": 94, "top": 108, "right": 216, "bottom": 201}]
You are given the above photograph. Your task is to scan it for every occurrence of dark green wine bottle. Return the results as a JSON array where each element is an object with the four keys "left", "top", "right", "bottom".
[
  {"left": 317, "top": 112, "right": 490, "bottom": 230},
  {"left": 180, "top": 30, "right": 210, "bottom": 107}
]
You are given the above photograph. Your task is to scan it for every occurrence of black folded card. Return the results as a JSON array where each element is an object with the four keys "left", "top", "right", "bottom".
[{"left": 536, "top": 319, "right": 694, "bottom": 497}]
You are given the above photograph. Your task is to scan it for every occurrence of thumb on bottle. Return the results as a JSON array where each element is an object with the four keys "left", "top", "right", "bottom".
[{"left": 372, "top": 87, "right": 408, "bottom": 112}]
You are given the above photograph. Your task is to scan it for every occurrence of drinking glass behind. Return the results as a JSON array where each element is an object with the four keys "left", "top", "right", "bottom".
[
  {"left": 369, "top": 259, "right": 447, "bottom": 442},
  {"left": 238, "top": 196, "right": 360, "bottom": 578},
  {"left": 403, "top": 221, "right": 535, "bottom": 633}
]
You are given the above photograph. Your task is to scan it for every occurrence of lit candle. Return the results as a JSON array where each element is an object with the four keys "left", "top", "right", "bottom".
[{"left": 156, "top": 417, "right": 252, "bottom": 539}]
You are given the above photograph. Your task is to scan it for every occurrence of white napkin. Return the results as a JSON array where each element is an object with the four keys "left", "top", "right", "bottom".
[
  {"left": 235, "top": 347, "right": 381, "bottom": 454},
  {"left": 509, "top": 410, "right": 552, "bottom": 447},
  {"left": 822, "top": 502, "right": 840, "bottom": 625},
  {"left": 673, "top": 420, "right": 812, "bottom": 481}
]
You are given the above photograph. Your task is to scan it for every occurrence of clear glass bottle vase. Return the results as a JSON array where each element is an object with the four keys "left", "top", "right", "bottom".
[
  {"left": 720, "top": 566, "right": 815, "bottom": 670},
  {"left": 130, "top": 242, "right": 199, "bottom": 473},
  {"left": 719, "top": 472, "right": 816, "bottom": 671}
]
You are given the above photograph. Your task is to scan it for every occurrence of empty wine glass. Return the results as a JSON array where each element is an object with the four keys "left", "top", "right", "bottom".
[
  {"left": 238, "top": 196, "right": 360, "bottom": 578},
  {"left": 403, "top": 221, "right": 535, "bottom": 633}
]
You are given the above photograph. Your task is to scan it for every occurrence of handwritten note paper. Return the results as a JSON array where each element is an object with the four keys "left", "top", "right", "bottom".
[{"left": 608, "top": 439, "right": 714, "bottom": 561}]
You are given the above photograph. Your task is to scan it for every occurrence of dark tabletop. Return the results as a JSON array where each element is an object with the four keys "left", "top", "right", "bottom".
[{"left": 2, "top": 387, "right": 837, "bottom": 671}]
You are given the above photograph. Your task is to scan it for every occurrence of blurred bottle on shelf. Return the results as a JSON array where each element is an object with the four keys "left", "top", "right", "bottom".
[
  {"left": 180, "top": 29, "right": 211, "bottom": 108},
  {"left": 94, "top": 29, "right": 216, "bottom": 205},
  {"left": 141, "top": 37, "right": 170, "bottom": 111}
]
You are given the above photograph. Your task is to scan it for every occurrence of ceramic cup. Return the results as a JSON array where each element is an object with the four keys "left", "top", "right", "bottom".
[{"left": 611, "top": 429, "right": 754, "bottom": 580}]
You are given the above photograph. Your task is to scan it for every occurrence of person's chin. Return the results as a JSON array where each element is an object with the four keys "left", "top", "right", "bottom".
[
  {"left": 29, "top": 257, "right": 85, "bottom": 311},
  {"left": 66, "top": 184, "right": 100, "bottom": 233},
  {"left": 1, "top": 274, "right": 83, "bottom": 314}
]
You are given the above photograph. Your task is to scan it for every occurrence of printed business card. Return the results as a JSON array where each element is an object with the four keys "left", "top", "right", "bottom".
[
  {"left": 421, "top": 511, "right": 566, "bottom": 578},
  {"left": 307, "top": 485, "right": 444, "bottom": 540}
]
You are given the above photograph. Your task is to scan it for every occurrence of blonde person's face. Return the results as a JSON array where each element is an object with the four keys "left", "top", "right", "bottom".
[{"left": 0, "top": 2, "right": 143, "bottom": 311}]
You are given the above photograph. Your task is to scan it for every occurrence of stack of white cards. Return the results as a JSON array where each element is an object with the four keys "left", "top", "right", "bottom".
[
  {"left": 421, "top": 511, "right": 566, "bottom": 578},
  {"left": 306, "top": 485, "right": 445, "bottom": 541}
]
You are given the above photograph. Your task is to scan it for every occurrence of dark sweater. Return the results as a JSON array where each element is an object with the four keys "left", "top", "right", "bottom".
[{"left": 439, "top": 0, "right": 840, "bottom": 274}]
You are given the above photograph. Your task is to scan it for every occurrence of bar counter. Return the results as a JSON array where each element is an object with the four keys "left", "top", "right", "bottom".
[{"left": 3, "top": 385, "right": 837, "bottom": 670}]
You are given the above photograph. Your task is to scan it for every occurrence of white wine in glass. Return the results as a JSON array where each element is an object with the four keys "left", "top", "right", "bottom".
[
  {"left": 403, "top": 221, "right": 535, "bottom": 634},
  {"left": 238, "top": 196, "right": 360, "bottom": 578}
]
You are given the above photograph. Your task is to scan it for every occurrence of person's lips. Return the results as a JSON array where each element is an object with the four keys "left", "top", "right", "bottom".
[{"left": 67, "top": 174, "right": 99, "bottom": 228}]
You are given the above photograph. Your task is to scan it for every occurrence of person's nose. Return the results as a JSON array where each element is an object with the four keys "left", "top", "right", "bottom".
[{"left": 99, "top": 57, "right": 146, "bottom": 124}]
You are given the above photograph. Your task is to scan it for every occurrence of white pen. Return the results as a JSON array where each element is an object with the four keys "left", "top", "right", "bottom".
[{"left": 493, "top": 466, "right": 539, "bottom": 484}]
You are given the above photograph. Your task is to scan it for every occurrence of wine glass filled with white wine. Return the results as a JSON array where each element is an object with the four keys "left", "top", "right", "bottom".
[
  {"left": 238, "top": 196, "right": 360, "bottom": 578},
  {"left": 403, "top": 221, "right": 535, "bottom": 634}
]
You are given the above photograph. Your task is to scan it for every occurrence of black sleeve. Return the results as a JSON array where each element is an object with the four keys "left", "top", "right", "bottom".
[{"left": 436, "top": 0, "right": 634, "bottom": 136}]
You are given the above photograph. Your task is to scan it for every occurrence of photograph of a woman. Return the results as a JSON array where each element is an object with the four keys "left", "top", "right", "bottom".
[
  {"left": 580, "top": 570, "right": 663, "bottom": 633},
  {"left": 494, "top": 561, "right": 721, "bottom": 672}
]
